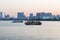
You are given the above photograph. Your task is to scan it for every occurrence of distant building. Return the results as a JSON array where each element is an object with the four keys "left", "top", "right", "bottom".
[
  {"left": 0, "top": 12, "right": 2, "bottom": 19},
  {"left": 17, "top": 12, "right": 25, "bottom": 20},
  {"left": 55, "top": 15, "right": 60, "bottom": 19},
  {"left": 42, "top": 12, "right": 53, "bottom": 19},
  {"left": 36, "top": 12, "right": 41, "bottom": 17},
  {"left": 29, "top": 13, "right": 34, "bottom": 20},
  {"left": 36, "top": 12, "right": 43, "bottom": 19},
  {"left": 36, "top": 12, "right": 53, "bottom": 19},
  {"left": 4, "top": 14, "right": 10, "bottom": 19}
]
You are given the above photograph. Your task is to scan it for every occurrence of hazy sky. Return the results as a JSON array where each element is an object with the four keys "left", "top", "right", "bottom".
[{"left": 0, "top": 0, "right": 60, "bottom": 17}]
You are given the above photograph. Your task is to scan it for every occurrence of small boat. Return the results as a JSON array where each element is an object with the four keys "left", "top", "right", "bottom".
[
  {"left": 12, "top": 20, "right": 23, "bottom": 23},
  {"left": 25, "top": 21, "right": 42, "bottom": 25}
]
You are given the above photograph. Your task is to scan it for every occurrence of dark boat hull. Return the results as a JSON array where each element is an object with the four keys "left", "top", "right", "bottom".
[{"left": 25, "top": 21, "right": 42, "bottom": 25}]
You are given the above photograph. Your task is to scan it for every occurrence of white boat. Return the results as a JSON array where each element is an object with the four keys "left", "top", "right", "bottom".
[{"left": 12, "top": 20, "right": 23, "bottom": 23}]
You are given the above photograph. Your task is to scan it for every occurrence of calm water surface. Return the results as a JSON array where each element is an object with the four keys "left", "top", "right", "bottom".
[{"left": 0, "top": 21, "right": 60, "bottom": 40}]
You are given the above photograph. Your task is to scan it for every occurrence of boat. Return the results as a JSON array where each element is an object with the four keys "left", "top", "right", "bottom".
[
  {"left": 25, "top": 21, "right": 42, "bottom": 25},
  {"left": 12, "top": 20, "right": 23, "bottom": 23}
]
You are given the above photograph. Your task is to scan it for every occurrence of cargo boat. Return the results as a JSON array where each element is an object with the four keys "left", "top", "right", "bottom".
[{"left": 25, "top": 21, "right": 42, "bottom": 25}]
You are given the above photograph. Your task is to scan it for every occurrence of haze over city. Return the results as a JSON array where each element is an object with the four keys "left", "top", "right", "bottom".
[{"left": 0, "top": 0, "right": 60, "bottom": 17}]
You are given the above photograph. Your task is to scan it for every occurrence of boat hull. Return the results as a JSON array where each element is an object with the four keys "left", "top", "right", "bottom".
[{"left": 25, "top": 21, "right": 42, "bottom": 25}]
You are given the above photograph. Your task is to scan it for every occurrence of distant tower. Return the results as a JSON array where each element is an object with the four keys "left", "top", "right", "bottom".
[
  {"left": 30, "top": 13, "right": 33, "bottom": 17},
  {"left": 17, "top": 12, "right": 25, "bottom": 20},
  {"left": 36, "top": 12, "right": 41, "bottom": 17},
  {"left": 0, "top": 12, "right": 2, "bottom": 19},
  {"left": 29, "top": 13, "right": 33, "bottom": 20}
]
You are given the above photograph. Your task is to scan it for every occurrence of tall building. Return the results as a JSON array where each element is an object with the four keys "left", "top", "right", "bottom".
[
  {"left": 36, "top": 12, "right": 41, "bottom": 19},
  {"left": 0, "top": 12, "right": 2, "bottom": 19},
  {"left": 36, "top": 13, "right": 41, "bottom": 17},
  {"left": 29, "top": 13, "right": 34, "bottom": 20},
  {"left": 17, "top": 12, "right": 25, "bottom": 20}
]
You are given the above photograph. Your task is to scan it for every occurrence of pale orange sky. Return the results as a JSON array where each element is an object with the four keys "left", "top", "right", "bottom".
[{"left": 0, "top": 0, "right": 60, "bottom": 17}]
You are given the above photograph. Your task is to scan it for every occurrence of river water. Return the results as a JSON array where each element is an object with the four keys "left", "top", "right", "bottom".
[{"left": 0, "top": 21, "right": 60, "bottom": 40}]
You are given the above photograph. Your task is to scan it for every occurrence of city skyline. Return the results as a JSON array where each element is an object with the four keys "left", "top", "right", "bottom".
[
  {"left": 0, "top": 11, "right": 60, "bottom": 21},
  {"left": 1, "top": 11, "right": 60, "bottom": 17},
  {"left": 0, "top": 0, "right": 60, "bottom": 17}
]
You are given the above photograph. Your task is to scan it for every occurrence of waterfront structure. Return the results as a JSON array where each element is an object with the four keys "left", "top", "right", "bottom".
[
  {"left": 36, "top": 12, "right": 41, "bottom": 19},
  {"left": 36, "top": 12, "right": 53, "bottom": 19},
  {"left": 17, "top": 12, "right": 25, "bottom": 20},
  {"left": 55, "top": 15, "right": 60, "bottom": 19},
  {"left": 0, "top": 12, "right": 2, "bottom": 19},
  {"left": 29, "top": 13, "right": 34, "bottom": 20},
  {"left": 4, "top": 14, "right": 10, "bottom": 19},
  {"left": 41, "top": 12, "right": 53, "bottom": 19},
  {"left": 0, "top": 11, "right": 60, "bottom": 21}
]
